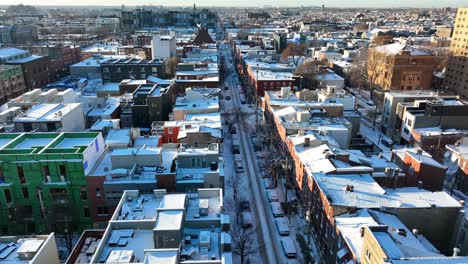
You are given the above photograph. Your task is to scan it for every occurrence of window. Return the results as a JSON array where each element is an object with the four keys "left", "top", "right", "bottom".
[
  {"left": 83, "top": 206, "right": 90, "bottom": 217},
  {"left": 152, "top": 67, "right": 158, "bottom": 73},
  {"left": 96, "top": 188, "right": 101, "bottom": 196},
  {"left": 102, "top": 67, "right": 109, "bottom": 73},
  {"left": 168, "top": 128, "right": 173, "bottom": 134},
  {"left": 17, "top": 167, "right": 26, "bottom": 184},
  {"left": 47, "top": 122, "right": 57, "bottom": 131},
  {"left": 80, "top": 188, "right": 88, "bottom": 200},
  {"left": 4, "top": 189, "right": 11, "bottom": 203},
  {"left": 407, "top": 119, "right": 412, "bottom": 126},
  {"left": 168, "top": 138, "right": 173, "bottom": 143},
  {"left": 22, "top": 187, "right": 29, "bottom": 199},
  {"left": 23, "top": 122, "right": 32, "bottom": 132},
  {"left": 42, "top": 166, "right": 50, "bottom": 182},
  {"left": 365, "top": 249, "right": 372, "bottom": 260},
  {"left": 59, "top": 165, "right": 67, "bottom": 177},
  {"left": 97, "top": 206, "right": 109, "bottom": 215},
  {"left": 50, "top": 188, "right": 67, "bottom": 195}
]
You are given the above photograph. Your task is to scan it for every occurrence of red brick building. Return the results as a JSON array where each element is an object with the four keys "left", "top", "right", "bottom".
[{"left": 392, "top": 148, "right": 447, "bottom": 191}]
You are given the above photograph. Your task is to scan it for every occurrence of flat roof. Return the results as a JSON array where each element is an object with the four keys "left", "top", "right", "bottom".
[
  {"left": 317, "top": 173, "right": 461, "bottom": 209},
  {"left": 0, "top": 48, "right": 29, "bottom": 59},
  {"left": 0, "top": 235, "right": 51, "bottom": 263},
  {"left": 97, "top": 229, "right": 153, "bottom": 263},
  {"left": 14, "top": 103, "right": 81, "bottom": 122},
  {"left": 14, "top": 138, "right": 54, "bottom": 149},
  {"left": 55, "top": 137, "right": 94, "bottom": 149}
]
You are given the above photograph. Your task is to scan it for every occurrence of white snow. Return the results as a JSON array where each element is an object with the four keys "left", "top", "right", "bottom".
[
  {"left": 374, "top": 43, "right": 430, "bottom": 56},
  {"left": 154, "top": 210, "right": 184, "bottom": 231}
]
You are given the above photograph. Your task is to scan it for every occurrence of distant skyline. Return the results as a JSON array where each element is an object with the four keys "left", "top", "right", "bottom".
[{"left": 0, "top": 0, "right": 466, "bottom": 8}]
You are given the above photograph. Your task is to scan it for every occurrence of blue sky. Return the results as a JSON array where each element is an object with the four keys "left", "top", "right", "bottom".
[{"left": 1, "top": 0, "right": 467, "bottom": 7}]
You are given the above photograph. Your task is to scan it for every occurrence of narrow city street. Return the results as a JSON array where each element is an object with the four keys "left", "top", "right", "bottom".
[{"left": 220, "top": 42, "right": 302, "bottom": 264}]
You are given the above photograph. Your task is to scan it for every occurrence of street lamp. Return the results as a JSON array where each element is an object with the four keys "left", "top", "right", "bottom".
[{"left": 300, "top": 76, "right": 303, "bottom": 91}]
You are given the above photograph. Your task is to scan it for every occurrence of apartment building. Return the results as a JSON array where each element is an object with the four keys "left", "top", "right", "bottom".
[
  {"left": 85, "top": 188, "right": 231, "bottom": 263},
  {"left": 335, "top": 209, "right": 468, "bottom": 264},
  {"left": 131, "top": 82, "right": 176, "bottom": 128},
  {"left": 0, "top": 132, "right": 105, "bottom": 234},
  {"left": 381, "top": 90, "right": 456, "bottom": 138},
  {"left": 397, "top": 98, "right": 468, "bottom": 144},
  {"left": 153, "top": 112, "right": 222, "bottom": 147},
  {"left": 6, "top": 55, "right": 51, "bottom": 90},
  {"left": 13, "top": 103, "right": 86, "bottom": 132},
  {"left": 367, "top": 43, "right": 435, "bottom": 91},
  {"left": 0, "top": 65, "right": 26, "bottom": 104},
  {"left": 172, "top": 89, "right": 220, "bottom": 121},
  {"left": 444, "top": 8, "right": 468, "bottom": 97},
  {"left": 264, "top": 96, "right": 464, "bottom": 263},
  {"left": 101, "top": 58, "right": 165, "bottom": 83}
]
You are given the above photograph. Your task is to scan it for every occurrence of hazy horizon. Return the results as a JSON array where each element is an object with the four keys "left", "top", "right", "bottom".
[{"left": 0, "top": 0, "right": 466, "bottom": 8}]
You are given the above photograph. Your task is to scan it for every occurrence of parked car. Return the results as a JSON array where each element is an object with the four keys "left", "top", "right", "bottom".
[
  {"left": 267, "top": 189, "right": 279, "bottom": 202},
  {"left": 239, "top": 200, "right": 251, "bottom": 211},
  {"left": 235, "top": 161, "right": 244, "bottom": 173},
  {"left": 275, "top": 217, "right": 290, "bottom": 235},
  {"left": 280, "top": 237, "right": 297, "bottom": 258},
  {"left": 381, "top": 138, "right": 393, "bottom": 148},
  {"left": 270, "top": 202, "right": 284, "bottom": 217},
  {"left": 225, "top": 96, "right": 231, "bottom": 100},
  {"left": 224, "top": 86, "right": 229, "bottom": 90},
  {"left": 240, "top": 211, "right": 252, "bottom": 228}
]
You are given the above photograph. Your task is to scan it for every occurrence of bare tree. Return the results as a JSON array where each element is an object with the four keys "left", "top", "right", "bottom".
[
  {"left": 231, "top": 225, "right": 262, "bottom": 264},
  {"left": 228, "top": 171, "right": 242, "bottom": 211},
  {"left": 165, "top": 56, "right": 179, "bottom": 78},
  {"left": 56, "top": 225, "right": 78, "bottom": 257},
  {"left": 294, "top": 60, "right": 321, "bottom": 89},
  {"left": 222, "top": 113, "right": 238, "bottom": 136},
  {"left": 354, "top": 22, "right": 369, "bottom": 31},
  {"left": 281, "top": 43, "right": 307, "bottom": 66}
]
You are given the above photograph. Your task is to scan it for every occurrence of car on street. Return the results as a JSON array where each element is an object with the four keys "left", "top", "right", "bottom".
[
  {"left": 225, "top": 96, "right": 231, "bottom": 100},
  {"left": 235, "top": 161, "right": 244, "bottom": 173},
  {"left": 275, "top": 217, "right": 290, "bottom": 235},
  {"left": 224, "top": 86, "right": 229, "bottom": 90},
  {"left": 240, "top": 211, "right": 252, "bottom": 228},
  {"left": 280, "top": 237, "right": 297, "bottom": 258},
  {"left": 240, "top": 200, "right": 251, "bottom": 211}
]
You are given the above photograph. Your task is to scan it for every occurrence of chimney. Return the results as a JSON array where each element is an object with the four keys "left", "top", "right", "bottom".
[
  {"left": 417, "top": 181, "right": 423, "bottom": 189},
  {"left": 210, "top": 162, "right": 218, "bottom": 171},
  {"left": 412, "top": 229, "right": 419, "bottom": 236},
  {"left": 346, "top": 185, "right": 354, "bottom": 192},
  {"left": 399, "top": 50, "right": 411, "bottom": 56},
  {"left": 453, "top": 247, "right": 461, "bottom": 257},
  {"left": 304, "top": 137, "right": 310, "bottom": 147},
  {"left": 397, "top": 229, "right": 407, "bottom": 237},
  {"left": 360, "top": 227, "right": 365, "bottom": 237}
]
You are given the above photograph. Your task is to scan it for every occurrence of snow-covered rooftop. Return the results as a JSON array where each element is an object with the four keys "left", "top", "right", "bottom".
[
  {"left": 336, "top": 209, "right": 443, "bottom": 262},
  {"left": 374, "top": 43, "right": 430, "bottom": 56}
]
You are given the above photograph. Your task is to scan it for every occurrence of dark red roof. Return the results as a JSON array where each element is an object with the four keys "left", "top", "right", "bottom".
[{"left": 193, "top": 27, "right": 215, "bottom": 45}]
